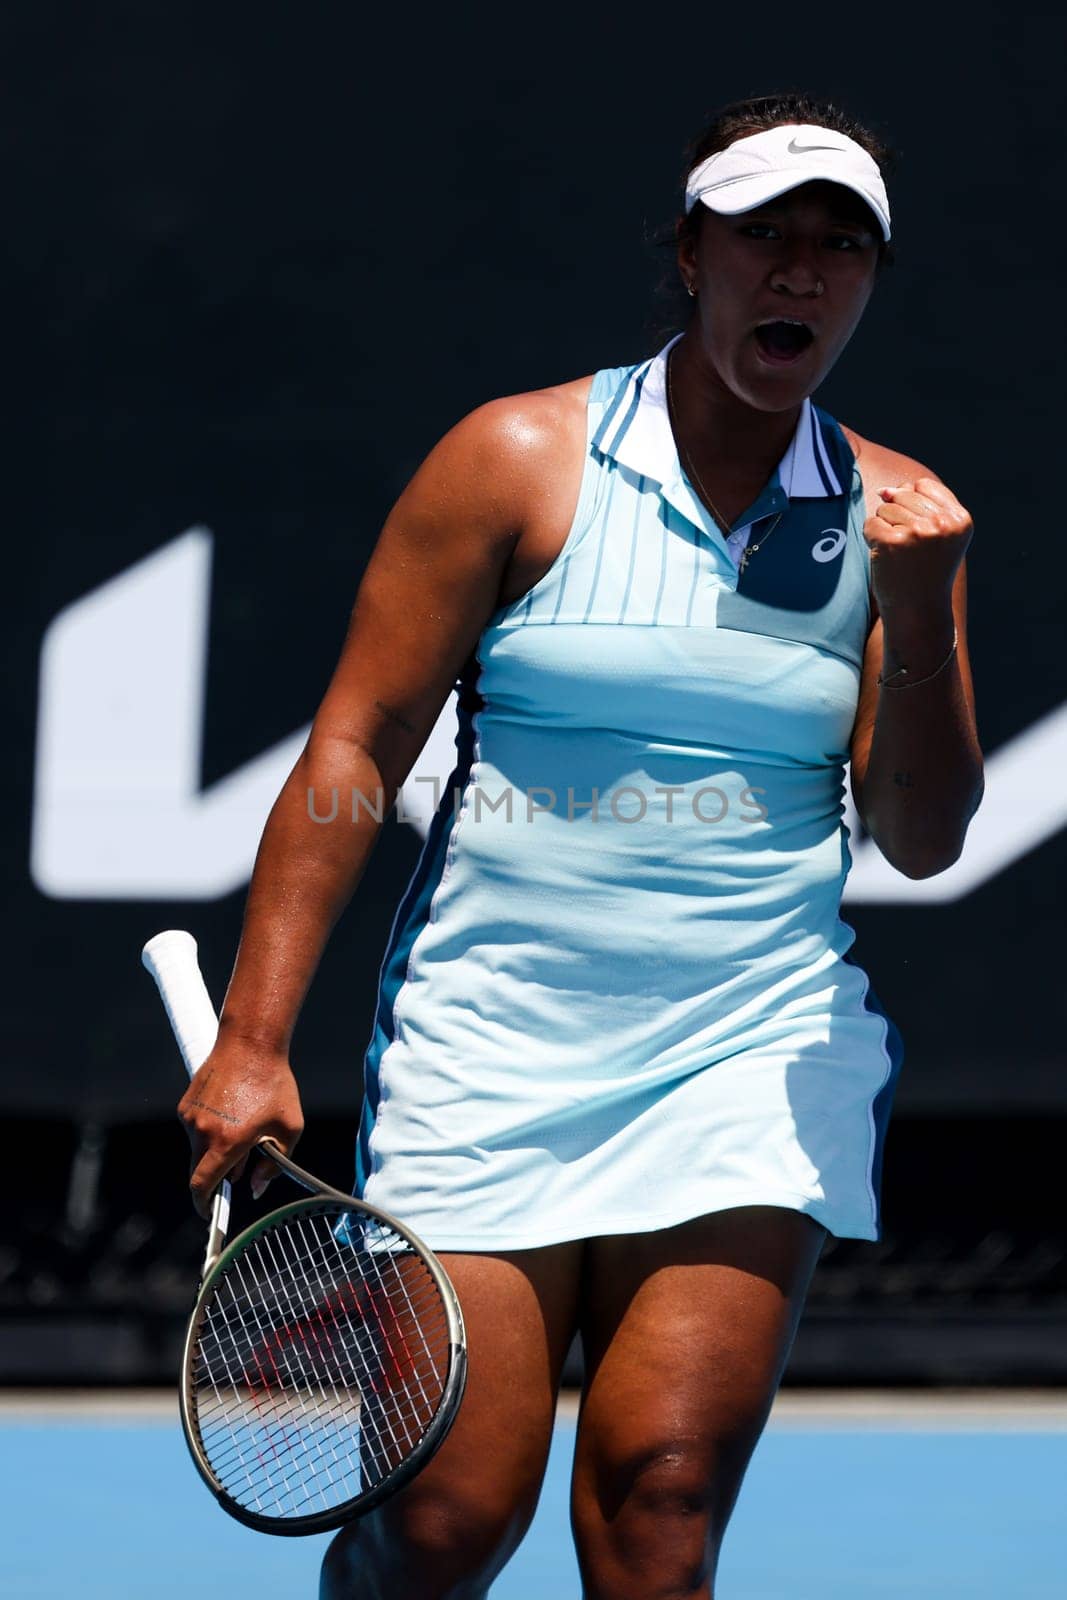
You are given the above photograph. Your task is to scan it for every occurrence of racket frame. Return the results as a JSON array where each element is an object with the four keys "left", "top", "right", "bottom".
[
  {"left": 142, "top": 928, "right": 469, "bottom": 1536},
  {"left": 180, "top": 1179, "right": 468, "bottom": 1535}
]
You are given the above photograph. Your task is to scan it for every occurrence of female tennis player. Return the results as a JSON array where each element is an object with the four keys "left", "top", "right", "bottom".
[{"left": 179, "top": 91, "right": 983, "bottom": 1597}]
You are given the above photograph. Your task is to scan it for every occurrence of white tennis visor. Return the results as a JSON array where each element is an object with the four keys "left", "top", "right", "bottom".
[{"left": 684, "top": 123, "right": 891, "bottom": 243}]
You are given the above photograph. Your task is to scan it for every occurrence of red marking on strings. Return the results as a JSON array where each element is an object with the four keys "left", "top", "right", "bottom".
[
  {"left": 246, "top": 1267, "right": 419, "bottom": 1429},
  {"left": 363, "top": 1278, "right": 418, "bottom": 1399},
  {"left": 242, "top": 1313, "right": 302, "bottom": 1469}
]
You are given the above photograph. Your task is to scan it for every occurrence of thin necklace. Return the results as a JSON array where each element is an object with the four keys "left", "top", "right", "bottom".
[{"left": 666, "top": 346, "right": 784, "bottom": 576}]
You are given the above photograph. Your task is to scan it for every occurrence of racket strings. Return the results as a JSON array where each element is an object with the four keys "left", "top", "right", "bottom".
[
  {"left": 314, "top": 1213, "right": 447, "bottom": 1429},
  {"left": 292, "top": 1222, "right": 435, "bottom": 1472},
  {"left": 200, "top": 1243, "right": 361, "bottom": 1513},
  {"left": 198, "top": 1260, "right": 448, "bottom": 1498},
  {"left": 200, "top": 1230, "right": 443, "bottom": 1502},
  {"left": 197, "top": 1223, "right": 447, "bottom": 1514},
  {"left": 235, "top": 1220, "right": 438, "bottom": 1494},
  {"left": 233, "top": 1238, "right": 360, "bottom": 1508},
  {"left": 189, "top": 1203, "right": 452, "bottom": 1520}
]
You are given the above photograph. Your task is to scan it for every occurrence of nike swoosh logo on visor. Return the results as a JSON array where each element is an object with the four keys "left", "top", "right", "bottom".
[{"left": 787, "top": 137, "right": 846, "bottom": 155}]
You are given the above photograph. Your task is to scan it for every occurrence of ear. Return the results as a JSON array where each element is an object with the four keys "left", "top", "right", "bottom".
[{"left": 676, "top": 215, "right": 698, "bottom": 290}]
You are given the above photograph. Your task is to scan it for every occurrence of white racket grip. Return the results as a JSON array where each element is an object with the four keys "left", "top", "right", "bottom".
[
  {"left": 142, "top": 928, "right": 231, "bottom": 1272},
  {"left": 141, "top": 929, "right": 220, "bottom": 1079}
]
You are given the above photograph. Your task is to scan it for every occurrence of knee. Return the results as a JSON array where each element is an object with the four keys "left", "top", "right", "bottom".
[
  {"left": 573, "top": 1439, "right": 728, "bottom": 1600},
  {"left": 321, "top": 1482, "right": 528, "bottom": 1599},
  {"left": 391, "top": 1479, "right": 527, "bottom": 1571},
  {"left": 597, "top": 1435, "right": 725, "bottom": 1522}
]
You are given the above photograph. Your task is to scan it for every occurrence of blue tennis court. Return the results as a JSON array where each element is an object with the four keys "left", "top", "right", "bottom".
[{"left": 4, "top": 1395, "right": 1064, "bottom": 1596}]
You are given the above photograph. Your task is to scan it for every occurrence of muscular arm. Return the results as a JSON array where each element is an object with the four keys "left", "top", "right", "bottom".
[
  {"left": 179, "top": 393, "right": 562, "bottom": 1211},
  {"left": 219, "top": 409, "right": 522, "bottom": 1053},
  {"left": 846, "top": 439, "right": 984, "bottom": 879}
]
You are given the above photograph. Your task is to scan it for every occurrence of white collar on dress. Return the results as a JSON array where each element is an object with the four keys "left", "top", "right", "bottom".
[{"left": 593, "top": 332, "right": 845, "bottom": 500}]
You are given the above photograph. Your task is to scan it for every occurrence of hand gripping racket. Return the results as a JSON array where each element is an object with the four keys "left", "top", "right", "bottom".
[{"left": 141, "top": 929, "right": 467, "bottom": 1536}]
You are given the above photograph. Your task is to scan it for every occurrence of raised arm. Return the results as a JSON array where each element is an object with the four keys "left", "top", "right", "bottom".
[
  {"left": 178, "top": 394, "right": 557, "bottom": 1214},
  {"left": 847, "top": 438, "right": 984, "bottom": 879}
]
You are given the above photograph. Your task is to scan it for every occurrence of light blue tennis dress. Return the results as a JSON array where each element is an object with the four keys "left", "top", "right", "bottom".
[{"left": 355, "top": 334, "right": 904, "bottom": 1249}]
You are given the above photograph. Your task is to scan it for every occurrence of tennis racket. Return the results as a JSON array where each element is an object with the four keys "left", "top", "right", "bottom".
[{"left": 141, "top": 928, "right": 468, "bottom": 1536}]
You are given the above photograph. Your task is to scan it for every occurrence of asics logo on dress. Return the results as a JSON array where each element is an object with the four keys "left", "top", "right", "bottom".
[{"left": 811, "top": 528, "right": 847, "bottom": 563}]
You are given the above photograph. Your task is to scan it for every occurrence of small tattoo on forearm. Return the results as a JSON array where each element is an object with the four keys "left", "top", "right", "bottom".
[
  {"left": 188, "top": 1098, "right": 240, "bottom": 1126},
  {"left": 892, "top": 771, "right": 915, "bottom": 789},
  {"left": 374, "top": 698, "right": 416, "bottom": 736}
]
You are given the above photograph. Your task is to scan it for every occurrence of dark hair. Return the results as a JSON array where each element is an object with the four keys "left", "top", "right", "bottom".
[{"left": 648, "top": 90, "right": 897, "bottom": 340}]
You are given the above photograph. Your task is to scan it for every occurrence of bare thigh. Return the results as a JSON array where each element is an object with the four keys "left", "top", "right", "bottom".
[
  {"left": 321, "top": 1240, "right": 584, "bottom": 1600},
  {"left": 570, "top": 1206, "right": 826, "bottom": 1600}
]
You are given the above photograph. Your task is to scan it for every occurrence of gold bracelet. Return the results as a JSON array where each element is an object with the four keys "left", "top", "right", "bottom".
[{"left": 877, "top": 628, "right": 958, "bottom": 690}]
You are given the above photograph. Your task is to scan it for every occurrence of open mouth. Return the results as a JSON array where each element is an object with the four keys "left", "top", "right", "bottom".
[{"left": 753, "top": 319, "right": 815, "bottom": 364}]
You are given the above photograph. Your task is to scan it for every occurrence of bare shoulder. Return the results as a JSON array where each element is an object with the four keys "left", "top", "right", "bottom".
[
  {"left": 402, "top": 376, "right": 594, "bottom": 606},
  {"left": 389, "top": 375, "right": 591, "bottom": 557},
  {"left": 839, "top": 423, "right": 944, "bottom": 520},
  {"left": 440, "top": 375, "right": 593, "bottom": 484},
  {"left": 309, "top": 375, "right": 595, "bottom": 793}
]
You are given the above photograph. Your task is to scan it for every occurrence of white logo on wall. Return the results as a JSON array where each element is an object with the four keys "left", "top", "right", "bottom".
[
  {"left": 812, "top": 528, "right": 847, "bottom": 562},
  {"left": 31, "top": 529, "right": 1064, "bottom": 903},
  {"left": 31, "top": 529, "right": 457, "bottom": 899}
]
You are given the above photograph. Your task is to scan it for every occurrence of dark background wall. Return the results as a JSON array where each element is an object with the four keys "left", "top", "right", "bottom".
[
  {"left": 4, "top": 0, "right": 1065, "bottom": 1385},
  {"left": 5, "top": 4, "right": 1065, "bottom": 1122}
]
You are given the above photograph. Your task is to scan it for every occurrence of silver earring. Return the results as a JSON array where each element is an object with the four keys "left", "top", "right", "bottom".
[
  {"left": 686, "top": 282, "right": 697, "bottom": 298},
  {"left": 813, "top": 279, "right": 825, "bottom": 296}
]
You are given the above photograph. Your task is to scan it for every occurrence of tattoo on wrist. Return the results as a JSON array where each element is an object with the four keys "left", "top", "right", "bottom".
[
  {"left": 374, "top": 699, "right": 416, "bottom": 736},
  {"left": 892, "top": 771, "right": 915, "bottom": 788}
]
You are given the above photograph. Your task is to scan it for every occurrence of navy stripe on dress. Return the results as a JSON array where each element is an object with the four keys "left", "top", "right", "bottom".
[
  {"left": 354, "top": 702, "right": 479, "bottom": 1193},
  {"left": 842, "top": 946, "right": 906, "bottom": 1236}
]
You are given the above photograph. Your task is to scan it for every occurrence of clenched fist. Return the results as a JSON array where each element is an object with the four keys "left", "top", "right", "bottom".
[{"left": 865, "top": 476, "right": 972, "bottom": 620}]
